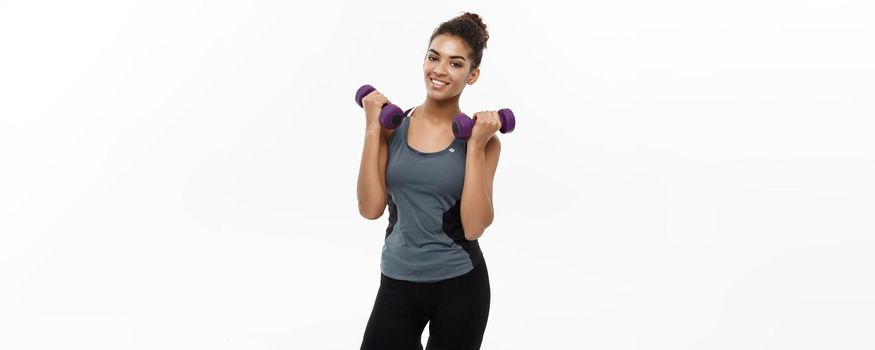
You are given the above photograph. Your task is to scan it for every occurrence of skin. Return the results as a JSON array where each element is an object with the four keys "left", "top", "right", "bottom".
[{"left": 357, "top": 34, "right": 501, "bottom": 241}]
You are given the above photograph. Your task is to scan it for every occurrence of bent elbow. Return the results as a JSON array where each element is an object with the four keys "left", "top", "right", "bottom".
[
  {"left": 464, "top": 230, "right": 484, "bottom": 241},
  {"left": 359, "top": 207, "right": 384, "bottom": 220},
  {"left": 461, "top": 215, "right": 493, "bottom": 241},
  {"left": 463, "top": 225, "right": 487, "bottom": 241}
]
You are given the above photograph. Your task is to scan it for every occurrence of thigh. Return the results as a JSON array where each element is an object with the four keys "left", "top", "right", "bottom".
[
  {"left": 425, "top": 263, "right": 491, "bottom": 350},
  {"left": 361, "top": 274, "right": 430, "bottom": 350}
]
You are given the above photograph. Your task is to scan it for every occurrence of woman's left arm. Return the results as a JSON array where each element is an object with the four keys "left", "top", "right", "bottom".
[{"left": 461, "top": 134, "right": 501, "bottom": 240}]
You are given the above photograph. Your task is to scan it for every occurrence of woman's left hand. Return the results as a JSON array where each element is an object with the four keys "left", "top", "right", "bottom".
[{"left": 468, "top": 111, "right": 501, "bottom": 147}]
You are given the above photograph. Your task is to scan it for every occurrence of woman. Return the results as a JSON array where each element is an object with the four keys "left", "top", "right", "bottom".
[{"left": 357, "top": 12, "right": 501, "bottom": 350}]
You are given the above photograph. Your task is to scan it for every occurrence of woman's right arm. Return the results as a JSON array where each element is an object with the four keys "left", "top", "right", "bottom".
[{"left": 356, "top": 91, "right": 395, "bottom": 219}]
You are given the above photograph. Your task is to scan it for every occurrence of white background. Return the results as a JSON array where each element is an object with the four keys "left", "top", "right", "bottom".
[{"left": 1, "top": 0, "right": 873, "bottom": 349}]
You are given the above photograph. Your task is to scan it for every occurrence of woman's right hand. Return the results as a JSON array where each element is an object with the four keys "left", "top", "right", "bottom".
[{"left": 361, "top": 90, "right": 390, "bottom": 129}]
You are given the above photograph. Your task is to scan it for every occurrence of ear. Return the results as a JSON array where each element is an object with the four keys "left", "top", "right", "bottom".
[{"left": 467, "top": 67, "right": 480, "bottom": 85}]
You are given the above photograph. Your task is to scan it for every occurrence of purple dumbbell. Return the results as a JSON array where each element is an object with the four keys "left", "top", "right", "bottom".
[
  {"left": 452, "top": 108, "right": 516, "bottom": 140},
  {"left": 355, "top": 84, "right": 406, "bottom": 129}
]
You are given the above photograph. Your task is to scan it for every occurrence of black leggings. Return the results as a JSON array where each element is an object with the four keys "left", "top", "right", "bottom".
[{"left": 360, "top": 262, "right": 491, "bottom": 350}]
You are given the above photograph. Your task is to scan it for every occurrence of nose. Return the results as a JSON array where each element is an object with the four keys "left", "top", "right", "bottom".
[{"left": 432, "top": 62, "right": 449, "bottom": 76}]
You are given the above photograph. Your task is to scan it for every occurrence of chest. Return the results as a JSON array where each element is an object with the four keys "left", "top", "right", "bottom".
[
  {"left": 407, "top": 124, "right": 455, "bottom": 153},
  {"left": 386, "top": 139, "right": 467, "bottom": 197},
  {"left": 406, "top": 118, "right": 456, "bottom": 153},
  {"left": 387, "top": 154, "right": 466, "bottom": 197}
]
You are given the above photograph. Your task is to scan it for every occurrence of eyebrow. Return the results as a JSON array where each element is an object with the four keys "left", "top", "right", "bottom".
[{"left": 429, "top": 49, "right": 467, "bottom": 61}]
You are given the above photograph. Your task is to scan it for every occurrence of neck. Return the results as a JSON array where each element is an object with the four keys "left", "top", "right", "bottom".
[{"left": 418, "top": 95, "right": 462, "bottom": 123}]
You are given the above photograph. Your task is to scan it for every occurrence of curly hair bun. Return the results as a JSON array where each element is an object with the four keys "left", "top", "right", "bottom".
[
  {"left": 460, "top": 12, "right": 487, "bottom": 31},
  {"left": 460, "top": 12, "right": 488, "bottom": 47}
]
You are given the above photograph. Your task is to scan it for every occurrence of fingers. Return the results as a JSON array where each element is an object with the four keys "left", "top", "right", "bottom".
[
  {"left": 474, "top": 111, "right": 502, "bottom": 131},
  {"left": 363, "top": 90, "right": 390, "bottom": 109}
]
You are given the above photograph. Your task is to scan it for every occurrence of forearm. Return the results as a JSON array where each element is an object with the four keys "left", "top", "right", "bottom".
[
  {"left": 460, "top": 141, "right": 493, "bottom": 240},
  {"left": 356, "top": 127, "right": 388, "bottom": 219}
]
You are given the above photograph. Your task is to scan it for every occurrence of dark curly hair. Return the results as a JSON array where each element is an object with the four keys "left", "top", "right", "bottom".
[{"left": 429, "top": 12, "right": 490, "bottom": 70}]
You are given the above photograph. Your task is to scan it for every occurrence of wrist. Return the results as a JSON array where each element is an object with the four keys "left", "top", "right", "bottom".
[
  {"left": 365, "top": 125, "right": 383, "bottom": 135},
  {"left": 467, "top": 137, "right": 488, "bottom": 150}
]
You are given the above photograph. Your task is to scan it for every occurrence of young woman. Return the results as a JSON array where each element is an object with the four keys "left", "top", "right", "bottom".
[{"left": 356, "top": 12, "right": 501, "bottom": 350}]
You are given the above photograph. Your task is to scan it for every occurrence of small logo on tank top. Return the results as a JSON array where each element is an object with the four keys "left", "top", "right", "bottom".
[{"left": 449, "top": 148, "right": 455, "bottom": 152}]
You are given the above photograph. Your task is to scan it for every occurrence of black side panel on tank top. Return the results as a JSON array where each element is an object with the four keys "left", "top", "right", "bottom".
[{"left": 441, "top": 199, "right": 485, "bottom": 268}]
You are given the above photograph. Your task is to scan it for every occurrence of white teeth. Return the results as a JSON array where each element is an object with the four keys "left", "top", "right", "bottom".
[{"left": 431, "top": 79, "right": 447, "bottom": 86}]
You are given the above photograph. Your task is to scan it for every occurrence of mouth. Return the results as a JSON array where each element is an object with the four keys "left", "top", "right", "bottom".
[{"left": 429, "top": 77, "right": 450, "bottom": 89}]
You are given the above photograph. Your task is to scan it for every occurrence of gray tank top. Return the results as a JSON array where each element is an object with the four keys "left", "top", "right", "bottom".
[{"left": 381, "top": 106, "right": 485, "bottom": 282}]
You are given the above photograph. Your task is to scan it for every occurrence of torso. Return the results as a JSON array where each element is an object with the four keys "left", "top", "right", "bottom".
[{"left": 382, "top": 108, "right": 481, "bottom": 282}]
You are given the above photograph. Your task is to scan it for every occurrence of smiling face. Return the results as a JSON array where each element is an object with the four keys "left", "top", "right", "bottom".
[{"left": 423, "top": 34, "right": 480, "bottom": 101}]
